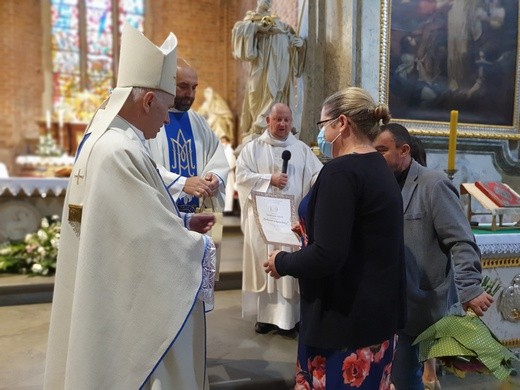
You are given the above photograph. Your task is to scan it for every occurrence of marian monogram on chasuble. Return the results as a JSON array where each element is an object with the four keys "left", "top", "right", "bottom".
[
  {"left": 165, "top": 112, "right": 200, "bottom": 213},
  {"left": 169, "top": 129, "right": 196, "bottom": 176}
]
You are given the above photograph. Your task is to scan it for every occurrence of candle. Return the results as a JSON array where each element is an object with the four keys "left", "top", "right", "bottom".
[
  {"left": 447, "top": 110, "right": 458, "bottom": 171},
  {"left": 46, "top": 110, "right": 51, "bottom": 132},
  {"left": 58, "top": 110, "right": 64, "bottom": 150}
]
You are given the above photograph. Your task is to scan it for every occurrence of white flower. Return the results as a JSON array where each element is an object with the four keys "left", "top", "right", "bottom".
[
  {"left": 37, "top": 230, "right": 48, "bottom": 241},
  {"left": 1, "top": 218, "right": 61, "bottom": 276}
]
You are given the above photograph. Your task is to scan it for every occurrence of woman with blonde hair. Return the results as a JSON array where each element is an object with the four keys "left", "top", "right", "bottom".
[{"left": 265, "top": 87, "right": 406, "bottom": 389}]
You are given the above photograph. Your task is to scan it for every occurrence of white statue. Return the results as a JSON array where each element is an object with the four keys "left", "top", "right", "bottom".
[
  {"left": 197, "top": 87, "right": 235, "bottom": 144},
  {"left": 232, "top": 0, "right": 306, "bottom": 137}
]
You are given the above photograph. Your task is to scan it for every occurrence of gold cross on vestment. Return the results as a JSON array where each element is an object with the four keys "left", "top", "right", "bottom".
[{"left": 73, "top": 169, "right": 84, "bottom": 185}]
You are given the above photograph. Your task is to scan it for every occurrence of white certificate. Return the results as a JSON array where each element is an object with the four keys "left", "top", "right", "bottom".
[{"left": 251, "top": 191, "right": 301, "bottom": 247}]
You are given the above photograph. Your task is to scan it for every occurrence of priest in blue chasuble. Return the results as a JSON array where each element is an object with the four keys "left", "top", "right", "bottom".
[{"left": 148, "top": 59, "right": 229, "bottom": 213}]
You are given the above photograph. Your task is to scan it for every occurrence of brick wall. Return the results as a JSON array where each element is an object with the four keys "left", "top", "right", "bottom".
[
  {"left": 147, "top": 0, "right": 297, "bottom": 119},
  {"left": 0, "top": 0, "right": 43, "bottom": 170},
  {"left": 147, "top": 0, "right": 240, "bottom": 112}
]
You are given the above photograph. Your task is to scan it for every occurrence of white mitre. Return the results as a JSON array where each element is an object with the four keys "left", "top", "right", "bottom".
[
  {"left": 89, "top": 23, "right": 178, "bottom": 134},
  {"left": 116, "top": 22, "right": 177, "bottom": 96}
]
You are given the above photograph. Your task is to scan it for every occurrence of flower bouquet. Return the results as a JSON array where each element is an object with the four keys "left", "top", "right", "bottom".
[
  {"left": 36, "top": 133, "right": 63, "bottom": 157},
  {"left": 0, "top": 216, "right": 60, "bottom": 276},
  {"left": 413, "top": 310, "right": 518, "bottom": 381}
]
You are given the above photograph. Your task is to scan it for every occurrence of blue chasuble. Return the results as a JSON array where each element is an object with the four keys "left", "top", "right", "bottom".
[{"left": 164, "top": 111, "right": 199, "bottom": 212}]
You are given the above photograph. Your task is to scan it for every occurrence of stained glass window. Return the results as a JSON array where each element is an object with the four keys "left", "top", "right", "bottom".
[{"left": 51, "top": 0, "right": 144, "bottom": 122}]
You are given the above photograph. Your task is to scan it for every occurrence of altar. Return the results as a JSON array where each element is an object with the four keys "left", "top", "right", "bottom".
[
  {"left": 0, "top": 177, "right": 68, "bottom": 242},
  {"left": 474, "top": 229, "right": 520, "bottom": 351},
  {"left": 14, "top": 155, "right": 74, "bottom": 178}
]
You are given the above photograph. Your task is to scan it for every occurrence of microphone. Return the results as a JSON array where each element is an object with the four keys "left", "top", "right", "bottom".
[{"left": 281, "top": 150, "right": 291, "bottom": 174}]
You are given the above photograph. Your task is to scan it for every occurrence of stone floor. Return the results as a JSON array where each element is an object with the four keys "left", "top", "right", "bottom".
[
  {"left": 1, "top": 216, "right": 519, "bottom": 389},
  {"left": 1, "top": 291, "right": 519, "bottom": 390}
]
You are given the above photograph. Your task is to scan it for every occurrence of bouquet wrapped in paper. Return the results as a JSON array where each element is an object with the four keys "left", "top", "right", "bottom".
[{"left": 413, "top": 311, "right": 518, "bottom": 381}]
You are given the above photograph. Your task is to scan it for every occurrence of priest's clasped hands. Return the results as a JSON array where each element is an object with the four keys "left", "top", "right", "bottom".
[
  {"left": 183, "top": 173, "right": 220, "bottom": 198},
  {"left": 264, "top": 250, "right": 282, "bottom": 279},
  {"left": 183, "top": 173, "right": 218, "bottom": 234}
]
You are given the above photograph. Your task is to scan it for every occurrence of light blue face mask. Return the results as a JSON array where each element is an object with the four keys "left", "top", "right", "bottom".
[{"left": 317, "top": 126, "right": 341, "bottom": 158}]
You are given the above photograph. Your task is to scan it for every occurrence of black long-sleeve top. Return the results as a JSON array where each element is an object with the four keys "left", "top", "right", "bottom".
[{"left": 275, "top": 152, "right": 406, "bottom": 350}]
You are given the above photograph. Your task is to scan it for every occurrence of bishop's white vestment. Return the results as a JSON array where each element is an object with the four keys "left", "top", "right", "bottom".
[
  {"left": 147, "top": 110, "right": 229, "bottom": 212},
  {"left": 235, "top": 130, "right": 322, "bottom": 329},
  {"left": 44, "top": 115, "right": 215, "bottom": 390}
]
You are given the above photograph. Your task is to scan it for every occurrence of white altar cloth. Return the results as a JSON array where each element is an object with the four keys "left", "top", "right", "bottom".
[
  {"left": 15, "top": 155, "right": 75, "bottom": 167},
  {"left": 0, "top": 178, "right": 69, "bottom": 197},
  {"left": 475, "top": 230, "right": 520, "bottom": 258},
  {"left": 473, "top": 229, "right": 520, "bottom": 351}
]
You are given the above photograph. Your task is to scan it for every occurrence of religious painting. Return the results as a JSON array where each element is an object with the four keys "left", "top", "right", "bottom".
[{"left": 379, "top": 0, "right": 520, "bottom": 139}]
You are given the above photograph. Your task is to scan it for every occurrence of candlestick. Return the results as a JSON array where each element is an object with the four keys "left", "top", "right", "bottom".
[
  {"left": 58, "top": 110, "right": 64, "bottom": 151},
  {"left": 58, "top": 109, "right": 64, "bottom": 129},
  {"left": 447, "top": 110, "right": 458, "bottom": 171},
  {"left": 58, "top": 127, "right": 64, "bottom": 152},
  {"left": 443, "top": 168, "right": 458, "bottom": 181},
  {"left": 46, "top": 110, "right": 51, "bottom": 132}
]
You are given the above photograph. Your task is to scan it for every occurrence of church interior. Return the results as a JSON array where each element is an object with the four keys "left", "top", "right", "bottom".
[{"left": 1, "top": 0, "right": 520, "bottom": 389}]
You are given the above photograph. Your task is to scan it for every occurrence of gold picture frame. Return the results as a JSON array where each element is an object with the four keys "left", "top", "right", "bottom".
[{"left": 379, "top": 0, "right": 520, "bottom": 140}]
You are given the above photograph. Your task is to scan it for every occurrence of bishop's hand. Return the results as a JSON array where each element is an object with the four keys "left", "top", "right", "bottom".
[{"left": 189, "top": 213, "right": 215, "bottom": 234}]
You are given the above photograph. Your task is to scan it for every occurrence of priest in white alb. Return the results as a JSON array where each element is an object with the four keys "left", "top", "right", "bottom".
[
  {"left": 236, "top": 103, "right": 322, "bottom": 334},
  {"left": 44, "top": 24, "right": 216, "bottom": 389}
]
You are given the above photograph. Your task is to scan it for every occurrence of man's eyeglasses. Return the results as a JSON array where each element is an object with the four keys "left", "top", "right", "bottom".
[{"left": 316, "top": 116, "right": 340, "bottom": 131}]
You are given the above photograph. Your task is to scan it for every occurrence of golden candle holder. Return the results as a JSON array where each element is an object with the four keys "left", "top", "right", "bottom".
[{"left": 444, "top": 168, "right": 458, "bottom": 181}]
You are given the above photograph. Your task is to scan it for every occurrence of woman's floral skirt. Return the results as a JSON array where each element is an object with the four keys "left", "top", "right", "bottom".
[{"left": 295, "top": 334, "right": 398, "bottom": 389}]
